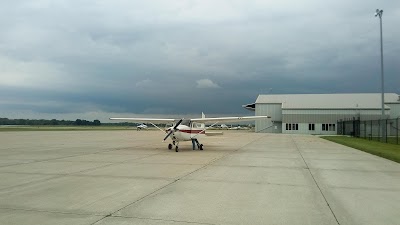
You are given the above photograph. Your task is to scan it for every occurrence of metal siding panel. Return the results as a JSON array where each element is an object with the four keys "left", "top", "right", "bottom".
[
  {"left": 387, "top": 103, "right": 400, "bottom": 119},
  {"left": 255, "top": 103, "right": 281, "bottom": 133},
  {"left": 283, "top": 109, "right": 389, "bottom": 124}
]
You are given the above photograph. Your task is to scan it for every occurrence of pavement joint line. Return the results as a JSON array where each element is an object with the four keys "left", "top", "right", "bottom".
[
  {"left": 308, "top": 168, "right": 400, "bottom": 172},
  {"left": 0, "top": 206, "right": 103, "bottom": 217},
  {"left": 107, "top": 215, "right": 218, "bottom": 225},
  {"left": 299, "top": 152, "right": 360, "bottom": 154},
  {"left": 0, "top": 174, "right": 61, "bottom": 191},
  {"left": 90, "top": 133, "right": 266, "bottom": 225},
  {"left": 291, "top": 136, "right": 341, "bottom": 225},
  {"left": 190, "top": 164, "right": 308, "bottom": 169},
  {"left": 319, "top": 185, "right": 400, "bottom": 192},
  {"left": 53, "top": 173, "right": 175, "bottom": 181},
  {"left": 222, "top": 156, "right": 302, "bottom": 159},
  {"left": 181, "top": 177, "right": 312, "bottom": 187},
  {"left": 304, "top": 158, "right": 380, "bottom": 162},
  {"left": 0, "top": 162, "right": 35, "bottom": 168}
]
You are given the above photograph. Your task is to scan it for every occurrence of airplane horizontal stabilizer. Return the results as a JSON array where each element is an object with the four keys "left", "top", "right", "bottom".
[{"left": 205, "top": 131, "right": 224, "bottom": 136}]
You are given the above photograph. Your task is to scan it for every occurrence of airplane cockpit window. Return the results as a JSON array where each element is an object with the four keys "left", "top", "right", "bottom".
[
  {"left": 191, "top": 122, "right": 204, "bottom": 128},
  {"left": 179, "top": 119, "right": 190, "bottom": 126}
]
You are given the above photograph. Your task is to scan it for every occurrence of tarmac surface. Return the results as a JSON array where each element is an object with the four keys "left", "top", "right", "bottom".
[{"left": 0, "top": 130, "right": 399, "bottom": 225}]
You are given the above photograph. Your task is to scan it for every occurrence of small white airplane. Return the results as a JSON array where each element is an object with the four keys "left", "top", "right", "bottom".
[
  {"left": 136, "top": 123, "right": 148, "bottom": 130},
  {"left": 228, "top": 125, "right": 249, "bottom": 130},
  {"left": 219, "top": 124, "right": 229, "bottom": 129},
  {"left": 110, "top": 113, "right": 270, "bottom": 152}
]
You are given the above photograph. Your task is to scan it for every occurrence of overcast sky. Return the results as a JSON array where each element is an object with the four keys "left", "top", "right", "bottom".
[{"left": 1, "top": 0, "right": 399, "bottom": 121}]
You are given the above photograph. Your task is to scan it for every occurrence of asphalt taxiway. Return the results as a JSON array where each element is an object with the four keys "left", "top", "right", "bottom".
[{"left": 0, "top": 131, "right": 399, "bottom": 225}]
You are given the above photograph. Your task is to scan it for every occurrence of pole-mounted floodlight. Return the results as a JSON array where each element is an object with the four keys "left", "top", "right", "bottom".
[
  {"left": 375, "top": 9, "right": 383, "bottom": 18},
  {"left": 375, "top": 8, "right": 385, "bottom": 140}
]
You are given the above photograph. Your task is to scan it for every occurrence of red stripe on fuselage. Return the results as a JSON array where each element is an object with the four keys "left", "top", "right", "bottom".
[{"left": 179, "top": 130, "right": 205, "bottom": 134}]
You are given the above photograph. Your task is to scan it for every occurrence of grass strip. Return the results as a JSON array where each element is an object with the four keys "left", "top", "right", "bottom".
[
  {"left": 0, "top": 126, "right": 139, "bottom": 131},
  {"left": 321, "top": 136, "right": 400, "bottom": 163}
]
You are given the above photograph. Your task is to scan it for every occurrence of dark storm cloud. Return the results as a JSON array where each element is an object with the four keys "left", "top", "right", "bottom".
[{"left": 1, "top": 0, "right": 399, "bottom": 120}]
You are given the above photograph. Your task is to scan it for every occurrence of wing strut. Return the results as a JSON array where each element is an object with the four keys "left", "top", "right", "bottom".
[{"left": 148, "top": 122, "right": 165, "bottom": 133}]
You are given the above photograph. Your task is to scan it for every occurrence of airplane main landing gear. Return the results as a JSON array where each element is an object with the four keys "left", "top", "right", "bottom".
[
  {"left": 193, "top": 139, "right": 204, "bottom": 151},
  {"left": 175, "top": 146, "right": 179, "bottom": 152},
  {"left": 168, "top": 144, "right": 173, "bottom": 150}
]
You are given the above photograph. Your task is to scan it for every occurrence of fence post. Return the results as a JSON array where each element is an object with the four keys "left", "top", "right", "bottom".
[
  {"left": 378, "top": 120, "right": 381, "bottom": 142},
  {"left": 364, "top": 121, "right": 367, "bottom": 139},
  {"left": 344, "top": 120, "right": 346, "bottom": 135},
  {"left": 397, "top": 118, "right": 399, "bottom": 145},
  {"left": 386, "top": 119, "right": 388, "bottom": 143},
  {"left": 370, "top": 120, "right": 373, "bottom": 140}
]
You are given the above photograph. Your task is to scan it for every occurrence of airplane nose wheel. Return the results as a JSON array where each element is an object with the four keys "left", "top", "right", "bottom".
[{"left": 168, "top": 141, "right": 179, "bottom": 152}]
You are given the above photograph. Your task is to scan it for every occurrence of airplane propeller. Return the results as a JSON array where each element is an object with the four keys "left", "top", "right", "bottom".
[{"left": 163, "top": 119, "right": 183, "bottom": 141}]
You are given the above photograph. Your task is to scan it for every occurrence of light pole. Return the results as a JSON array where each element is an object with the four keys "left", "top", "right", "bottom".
[{"left": 375, "top": 9, "right": 385, "bottom": 140}]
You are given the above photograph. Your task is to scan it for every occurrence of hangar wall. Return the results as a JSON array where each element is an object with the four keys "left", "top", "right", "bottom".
[
  {"left": 255, "top": 103, "right": 282, "bottom": 133},
  {"left": 387, "top": 103, "right": 400, "bottom": 119},
  {"left": 250, "top": 93, "right": 400, "bottom": 135}
]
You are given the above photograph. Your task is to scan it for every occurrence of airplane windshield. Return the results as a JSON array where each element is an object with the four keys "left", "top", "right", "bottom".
[{"left": 176, "top": 119, "right": 190, "bottom": 126}]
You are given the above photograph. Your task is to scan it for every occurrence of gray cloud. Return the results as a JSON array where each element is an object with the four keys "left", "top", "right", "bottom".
[
  {"left": 0, "top": 0, "right": 399, "bottom": 121},
  {"left": 196, "top": 79, "right": 220, "bottom": 89}
]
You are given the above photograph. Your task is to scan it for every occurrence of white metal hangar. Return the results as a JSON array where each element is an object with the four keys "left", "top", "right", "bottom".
[{"left": 243, "top": 93, "right": 400, "bottom": 135}]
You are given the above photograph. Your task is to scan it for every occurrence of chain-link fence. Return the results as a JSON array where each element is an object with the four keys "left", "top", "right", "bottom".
[{"left": 337, "top": 118, "right": 400, "bottom": 144}]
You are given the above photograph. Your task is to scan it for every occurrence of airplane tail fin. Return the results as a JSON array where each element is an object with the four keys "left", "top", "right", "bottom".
[{"left": 202, "top": 112, "right": 205, "bottom": 118}]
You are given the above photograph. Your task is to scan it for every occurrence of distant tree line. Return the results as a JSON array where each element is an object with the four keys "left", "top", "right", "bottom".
[{"left": 0, "top": 118, "right": 106, "bottom": 126}]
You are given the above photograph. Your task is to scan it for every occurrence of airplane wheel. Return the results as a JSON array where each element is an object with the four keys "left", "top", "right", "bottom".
[
  {"left": 175, "top": 146, "right": 179, "bottom": 152},
  {"left": 199, "top": 144, "right": 203, "bottom": 150},
  {"left": 168, "top": 144, "right": 172, "bottom": 150}
]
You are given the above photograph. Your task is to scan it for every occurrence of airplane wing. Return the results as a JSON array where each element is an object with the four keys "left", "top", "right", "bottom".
[
  {"left": 190, "top": 115, "right": 270, "bottom": 124},
  {"left": 109, "top": 118, "right": 175, "bottom": 123}
]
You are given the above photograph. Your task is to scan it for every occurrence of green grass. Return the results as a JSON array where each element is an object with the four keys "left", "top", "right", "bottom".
[
  {"left": 0, "top": 126, "right": 140, "bottom": 131},
  {"left": 321, "top": 136, "right": 400, "bottom": 163}
]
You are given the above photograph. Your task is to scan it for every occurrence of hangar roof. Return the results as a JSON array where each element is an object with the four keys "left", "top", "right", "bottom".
[{"left": 255, "top": 93, "right": 400, "bottom": 109}]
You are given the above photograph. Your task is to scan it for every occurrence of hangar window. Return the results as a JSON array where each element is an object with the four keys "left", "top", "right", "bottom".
[
  {"left": 286, "top": 123, "right": 298, "bottom": 131},
  {"left": 322, "top": 124, "right": 336, "bottom": 131},
  {"left": 309, "top": 124, "right": 315, "bottom": 131}
]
